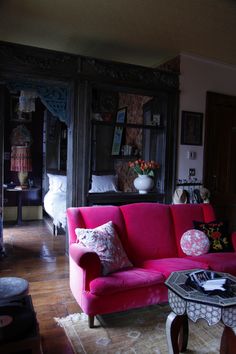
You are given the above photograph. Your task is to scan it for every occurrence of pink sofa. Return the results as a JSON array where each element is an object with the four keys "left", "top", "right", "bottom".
[{"left": 67, "top": 203, "right": 236, "bottom": 327}]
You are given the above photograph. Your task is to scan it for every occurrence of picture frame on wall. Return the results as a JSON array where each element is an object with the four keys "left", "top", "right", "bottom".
[
  {"left": 111, "top": 107, "right": 127, "bottom": 155},
  {"left": 111, "top": 126, "right": 124, "bottom": 155},
  {"left": 181, "top": 111, "right": 203, "bottom": 145},
  {"left": 116, "top": 107, "right": 127, "bottom": 123}
]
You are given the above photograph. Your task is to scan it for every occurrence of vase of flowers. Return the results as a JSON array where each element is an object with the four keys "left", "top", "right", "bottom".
[{"left": 128, "top": 159, "right": 160, "bottom": 194}]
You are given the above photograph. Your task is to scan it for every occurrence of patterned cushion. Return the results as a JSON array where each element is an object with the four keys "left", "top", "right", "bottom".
[
  {"left": 193, "top": 221, "right": 233, "bottom": 252},
  {"left": 75, "top": 221, "right": 132, "bottom": 275},
  {"left": 180, "top": 229, "right": 210, "bottom": 256}
]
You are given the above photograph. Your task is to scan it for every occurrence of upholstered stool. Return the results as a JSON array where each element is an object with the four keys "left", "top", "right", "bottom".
[
  {"left": 0, "top": 277, "right": 42, "bottom": 353},
  {"left": 0, "top": 277, "right": 29, "bottom": 304}
]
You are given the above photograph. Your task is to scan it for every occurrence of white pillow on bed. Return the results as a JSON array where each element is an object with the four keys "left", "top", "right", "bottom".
[
  {"left": 89, "top": 174, "right": 118, "bottom": 193},
  {"left": 47, "top": 173, "right": 67, "bottom": 193}
]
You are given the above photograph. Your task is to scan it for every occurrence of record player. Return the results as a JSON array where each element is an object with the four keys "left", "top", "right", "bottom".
[
  {"left": 0, "top": 297, "right": 37, "bottom": 343},
  {"left": 0, "top": 277, "right": 36, "bottom": 343}
]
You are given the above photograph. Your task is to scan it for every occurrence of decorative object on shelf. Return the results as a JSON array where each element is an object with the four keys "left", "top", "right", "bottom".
[
  {"left": 129, "top": 159, "right": 160, "bottom": 194},
  {"left": 181, "top": 111, "right": 203, "bottom": 146},
  {"left": 121, "top": 144, "right": 132, "bottom": 156},
  {"left": 10, "top": 95, "right": 32, "bottom": 122},
  {"left": 128, "top": 159, "right": 160, "bottom": 177},
  {"left": 10, "top": 145, "right": 32, "bottom": 188},
  {"left": 133, "top": 174, "right": 154, "bottom": 194},
  {"left": 199, "top": 187, "right": 210, "bottom": 203},
  {"left": 19, "top": 90, "right": 37, "bottom": 113},
  {"left": 172, "top": 188, "right": 188, "bottom": 204}
]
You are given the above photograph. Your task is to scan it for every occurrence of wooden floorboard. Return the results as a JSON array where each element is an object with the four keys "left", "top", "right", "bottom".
[{"left": 0, "top": 220, "right": 81, "bottom": 354}]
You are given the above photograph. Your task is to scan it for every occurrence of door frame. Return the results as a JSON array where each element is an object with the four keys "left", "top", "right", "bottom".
[{"left": 204, "top": 91, "right": 236, "bottom": 231}]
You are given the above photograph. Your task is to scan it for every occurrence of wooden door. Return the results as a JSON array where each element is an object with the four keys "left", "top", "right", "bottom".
[
  {"left": 204, "top": 92, "right": 236, "bottom": 231},
  {"left": 0, "top": 85, "right": 5, "bottom": 255}
]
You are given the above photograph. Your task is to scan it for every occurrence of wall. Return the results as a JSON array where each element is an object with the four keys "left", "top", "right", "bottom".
[{"left": 177, "top": 53, "right": 236, "bottom": 183}]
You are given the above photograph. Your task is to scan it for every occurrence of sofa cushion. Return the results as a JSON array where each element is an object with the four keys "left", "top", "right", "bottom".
[
  {"left": 75, "top": 221, "right": 132, "bottom": 275},
  {"left": 141, "top": 258, "right": 209, "bottom": 278},
  {"left": 89, "top": 268, "right": 164, "bottom": 296},
  {"left": 186, "top": 253, "right": 236, "bottom": 275},
  {"left": 170, "top": 204, "right": 216, "bottom": 257},
  {"left": 78, "top": 205, "right": 129, "bottom": 249},
  {"left": 193, "top": 220, "right": 233, "bottom": 252},
  {"left": 120, "top": 203, "right": 177, "bottom": 263},
  {"left": 180, "top": 229, "right": 210, "bottom": 256}
]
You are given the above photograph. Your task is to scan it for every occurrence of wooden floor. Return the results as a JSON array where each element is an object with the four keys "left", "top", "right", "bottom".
[{"left": 0, "top": 220, "right": 81, "bottom": 354}]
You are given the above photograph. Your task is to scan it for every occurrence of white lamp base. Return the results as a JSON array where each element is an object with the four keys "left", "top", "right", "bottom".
[{"left": 18, "top": 171, "right": 28, "bottom": 188}]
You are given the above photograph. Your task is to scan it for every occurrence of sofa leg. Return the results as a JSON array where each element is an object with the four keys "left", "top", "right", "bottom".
[{"left": 88, "top": 315, "right": 95, "bottom": 328}]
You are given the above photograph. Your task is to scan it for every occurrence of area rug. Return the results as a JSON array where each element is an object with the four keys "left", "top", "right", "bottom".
[{"left": 55, "top": 304, "right": 223, "bottom": 354}]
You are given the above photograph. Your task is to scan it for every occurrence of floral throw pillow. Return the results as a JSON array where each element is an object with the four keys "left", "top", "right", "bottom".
[
  {"left": 75, "top": 221, "right": 133, "bottom": 275},
  {"left": 180, "top": 229, "right": 210, "bottom": 256},
  {"left": 193, "top": 220, "right": 233, "bottom": 252}
]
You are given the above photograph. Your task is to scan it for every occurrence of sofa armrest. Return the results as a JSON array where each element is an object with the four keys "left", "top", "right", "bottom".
[
  {"left": 69, "top": 243, "right": 102, "bottom": 288},
  {"left": 231, "top": 231, "right": 236, "bottom": 251}
]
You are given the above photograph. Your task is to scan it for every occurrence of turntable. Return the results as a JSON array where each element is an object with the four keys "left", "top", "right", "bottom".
[{"left": 0, "top": 277, "right": 42, "bottom": 353}]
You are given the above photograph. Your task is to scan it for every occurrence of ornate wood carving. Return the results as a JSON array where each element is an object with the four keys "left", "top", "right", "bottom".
[
  {"left": 0, "top": 41, "right": 179, "bottom": 90},
  {"left": 80, "top": 58, "right": 179, "bottom": 90},
  {"left": 0, "top": 41, "right": 77, "bottom": 77}
]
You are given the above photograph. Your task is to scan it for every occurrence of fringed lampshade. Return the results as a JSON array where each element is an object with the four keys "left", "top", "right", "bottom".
[{"left": 10, "top": 145, "right": 32, "bottom": 188}]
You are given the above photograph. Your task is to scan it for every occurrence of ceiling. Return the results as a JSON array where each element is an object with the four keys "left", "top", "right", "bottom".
[{"left": 0, "top": 0, "right": 236, "bottom": 68}]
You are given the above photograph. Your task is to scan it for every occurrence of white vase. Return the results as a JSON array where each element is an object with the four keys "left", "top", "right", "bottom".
[
  {"left": 18, "top": 171, "right": 28, "bottom": 188},
  {"left": 133, "top": 174, "right": 154, "bottom": 194}
]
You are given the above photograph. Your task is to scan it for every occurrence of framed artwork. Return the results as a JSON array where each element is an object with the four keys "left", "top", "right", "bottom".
[
  {"left": 111, "top": 126, "right": 124, "bottom": 155},
  {"left": 116, "top": 107, "right": 127, "bottom": 123},
  {"left": 181, "top": 111, "right": 203, "bottom": 145}
]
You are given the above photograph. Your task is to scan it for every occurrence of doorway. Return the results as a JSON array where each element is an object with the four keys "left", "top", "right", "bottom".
[
  {"left": 2, "top": 88, "right": 68, "bottom": 240},
  {"left": 204, "top": 91, "right": 236, "bottom": 231}
]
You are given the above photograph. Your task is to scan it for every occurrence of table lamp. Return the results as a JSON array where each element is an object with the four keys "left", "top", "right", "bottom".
[{"left": 10, "top": 145, "right": 32, "bottom": 188}]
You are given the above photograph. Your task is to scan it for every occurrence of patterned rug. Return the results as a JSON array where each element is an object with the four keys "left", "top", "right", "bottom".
[{"left": 55, "top": 304, "right": 223, "bottom": 354}]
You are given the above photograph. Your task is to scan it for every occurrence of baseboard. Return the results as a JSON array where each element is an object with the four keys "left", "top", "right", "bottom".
[{"left": 3, "top": 206, "right": 43, "bottom": 221}]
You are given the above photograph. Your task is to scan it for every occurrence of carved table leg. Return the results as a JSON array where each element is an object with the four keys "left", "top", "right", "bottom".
[
  {"left": 166, "top": 311, "right": 188, "bottom": 354},
  {"left": 220, "top": 326, "right": 236, "bottom": 354},
  {"left": 88, "top": 315, "right": 95, "bottom": 328}
]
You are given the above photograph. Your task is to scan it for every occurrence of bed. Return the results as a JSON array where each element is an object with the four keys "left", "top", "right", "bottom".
[{"left": 43, "top": 173, "right": 67, "bottom": 234}]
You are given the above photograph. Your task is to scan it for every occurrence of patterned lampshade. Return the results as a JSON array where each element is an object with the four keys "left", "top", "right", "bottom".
[{"left": 10, "top": 145, "right": 32, "bottom": 172}]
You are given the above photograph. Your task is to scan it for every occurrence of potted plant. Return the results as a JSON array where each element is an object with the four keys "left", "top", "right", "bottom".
[{"left": 128, "top": 159, "right": 160, "bottom": 194}]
